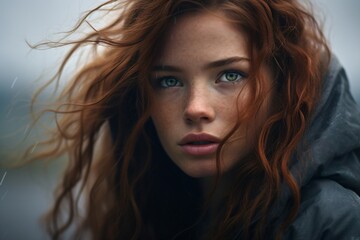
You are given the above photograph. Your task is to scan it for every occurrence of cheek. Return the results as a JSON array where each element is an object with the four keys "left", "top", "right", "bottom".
[
  {"left": 151, "top": 96, "right": 174, "bottom": 115},
  {"left": 218, "top": 87, "right": 250, "bottom": 128},
  {"left": 222, "top": 89, "right": 270, "bottom": 153}
]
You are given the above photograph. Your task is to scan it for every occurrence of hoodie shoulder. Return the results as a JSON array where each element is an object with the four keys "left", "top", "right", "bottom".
[
  {"left": 282, "top": 55, "right": 360, "bottom": 239},
  {"left": 283, "top": 179, "right": 360, "bottom": 240}
]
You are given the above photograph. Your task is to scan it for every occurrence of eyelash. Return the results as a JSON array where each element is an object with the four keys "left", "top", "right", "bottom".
[{"left": 154, "top": 70, "right": 247, "bottom": 88}]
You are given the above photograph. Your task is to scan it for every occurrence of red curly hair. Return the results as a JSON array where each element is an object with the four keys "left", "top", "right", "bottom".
[{"left": 25, "top": 0, "right": 330, "bottom": 239}]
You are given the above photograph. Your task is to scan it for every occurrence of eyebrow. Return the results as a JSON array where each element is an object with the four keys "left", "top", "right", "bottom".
[{"left": 152, "top": 56, "right": 250, "bottom": 72}]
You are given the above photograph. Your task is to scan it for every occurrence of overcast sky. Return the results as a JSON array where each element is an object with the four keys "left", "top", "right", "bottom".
[{"left": 0, "top": 0, "right": 359, "bottom": 94}]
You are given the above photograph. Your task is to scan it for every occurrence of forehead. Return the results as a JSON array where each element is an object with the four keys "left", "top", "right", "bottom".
[{"left": 155, "top": 10, "right": 249, "bottom": 64}]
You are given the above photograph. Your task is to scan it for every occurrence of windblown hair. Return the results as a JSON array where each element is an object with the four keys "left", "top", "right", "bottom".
[{"left": 26, "top": 0, "right": 330, "bottom": 239}]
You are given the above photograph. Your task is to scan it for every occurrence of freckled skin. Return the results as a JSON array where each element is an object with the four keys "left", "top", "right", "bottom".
[{"left": 150, "top": 11, "right": 275, "bottom": 178}]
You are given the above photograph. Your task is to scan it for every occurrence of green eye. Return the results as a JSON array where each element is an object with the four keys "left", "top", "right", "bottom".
[
  {"left": 225, "top": 73, "right": 239, "bottom": 81},
  {"left": 159, "top": 77, "right": 182, "bottom": 88},
  {"left": 218, "top": 71, "right": 245, "bottom": 83}
]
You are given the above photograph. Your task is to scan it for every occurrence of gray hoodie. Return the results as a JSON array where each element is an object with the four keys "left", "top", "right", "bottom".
[{"left": 278, "top": 55, "right": 360, "bottom": 239}]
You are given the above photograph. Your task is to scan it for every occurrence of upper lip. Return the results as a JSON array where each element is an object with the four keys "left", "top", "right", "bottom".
[{"left": 178, "top": 133, "right": 221, "bottom": 145}]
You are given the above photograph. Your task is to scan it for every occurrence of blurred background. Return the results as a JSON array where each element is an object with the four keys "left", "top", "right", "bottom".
[{"left": 1, "top": 0, "right": 360, "bottom": 239}]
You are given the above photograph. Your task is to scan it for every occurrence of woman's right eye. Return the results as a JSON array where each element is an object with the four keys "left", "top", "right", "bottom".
[{"left": 158, "top": 77, "right": 182, "bottom": 88}]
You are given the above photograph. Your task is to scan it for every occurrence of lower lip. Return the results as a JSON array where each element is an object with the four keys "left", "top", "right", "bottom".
[{"left": 180, "top": 143, "right": 219, "bottom": 156}]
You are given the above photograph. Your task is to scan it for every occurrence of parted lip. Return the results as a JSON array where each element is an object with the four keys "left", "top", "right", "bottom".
[{"left": 178, "top": 133, "right": 221, "bottom": 145}]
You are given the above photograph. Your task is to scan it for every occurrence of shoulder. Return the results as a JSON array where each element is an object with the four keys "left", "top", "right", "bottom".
[{"left": 283, "top": 179, "right": 360, "bottom": 240}]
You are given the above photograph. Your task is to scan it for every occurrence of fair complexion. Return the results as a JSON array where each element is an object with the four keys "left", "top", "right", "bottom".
[{"left": 150, "top": 10, "right": 275, "bottom": 178}]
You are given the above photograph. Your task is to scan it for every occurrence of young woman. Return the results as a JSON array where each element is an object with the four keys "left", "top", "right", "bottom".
[{"left": 27, "top": 0, "right": 360, "bottom": 239}]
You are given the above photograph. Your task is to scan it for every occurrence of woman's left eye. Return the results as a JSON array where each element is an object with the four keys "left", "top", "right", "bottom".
[{"left": 218, "top": 71, "right": 245, "bottom": 83}]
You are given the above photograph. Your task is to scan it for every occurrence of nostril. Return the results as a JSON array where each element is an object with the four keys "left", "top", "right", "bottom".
[{"left": 183, "top": 107, "right": 214, "bottom": 123}]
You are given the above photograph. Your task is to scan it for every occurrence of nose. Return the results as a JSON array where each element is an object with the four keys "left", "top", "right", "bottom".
[{"left": 183, "top": 86, "right": 215, "bottom": 124}]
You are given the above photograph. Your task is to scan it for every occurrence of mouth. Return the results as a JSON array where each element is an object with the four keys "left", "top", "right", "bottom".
[
  {"left": 187, "top": 141, "right": 215, "bottom": 145},
  {"left": 179, "top": 133, "right": 220, "bottom": 156}
]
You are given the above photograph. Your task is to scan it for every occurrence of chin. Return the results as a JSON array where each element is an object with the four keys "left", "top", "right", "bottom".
[
  {"left": 178, "top": 161, "right": 224, "bottom": 178},
  {"left": 178, "top": 156, "right": 244, "bottom": 178},
  {"left": 185, "top": 170, "right": 216, "bottom": 178}
]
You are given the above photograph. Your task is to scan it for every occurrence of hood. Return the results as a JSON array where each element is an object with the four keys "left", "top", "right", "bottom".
[
  {"left": 293, "top": 54, "right": 360, "bottom": 193},
  {"left": 268, "top": 54, "right": 360, "bottom": 222}
]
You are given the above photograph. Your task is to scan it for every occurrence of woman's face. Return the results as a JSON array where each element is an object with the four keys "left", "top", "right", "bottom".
[{"left": 150, "top": 11, "right": 275, "bottom": 178}]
